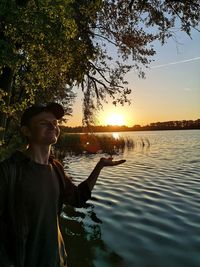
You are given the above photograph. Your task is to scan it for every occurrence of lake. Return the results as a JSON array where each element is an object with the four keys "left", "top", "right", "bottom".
[{"left": 60, "top": 130, "right": 200, "bottom": 267}]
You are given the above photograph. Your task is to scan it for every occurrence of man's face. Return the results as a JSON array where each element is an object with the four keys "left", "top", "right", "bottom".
[{"left": 22, "top": 112, "right": 60, "bottom": 145}]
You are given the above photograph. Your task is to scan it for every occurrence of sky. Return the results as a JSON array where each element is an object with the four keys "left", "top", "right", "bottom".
[{"left": 66, "top": 28, "right": 200, "bottom": 127}]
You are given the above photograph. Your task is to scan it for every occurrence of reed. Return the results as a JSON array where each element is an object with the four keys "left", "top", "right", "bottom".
[
  {"left": 53, "top": 133, "right": 151, "bottom": 162},
  {"left": 54, "top": 133, "right": 131, "bottom": 156}
]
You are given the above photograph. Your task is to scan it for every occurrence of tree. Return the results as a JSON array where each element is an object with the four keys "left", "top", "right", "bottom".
[
  {"left": 0, "top": 0, "right": 199, "bottom": 156},
  {"left": 0, "top": 0, "right": 97, "bottom": 142},
  {"left": 81, "top": 0, "right": 200, "bottom": 121}
]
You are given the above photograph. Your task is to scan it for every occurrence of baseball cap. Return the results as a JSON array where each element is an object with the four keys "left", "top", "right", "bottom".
[{"left": 21, "top": 103, "right": 64, "bottom": 126}]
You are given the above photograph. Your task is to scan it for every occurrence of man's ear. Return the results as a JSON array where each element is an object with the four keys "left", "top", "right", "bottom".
[{"left": 21, "top": 125, "right": 31, "bottom": 138}]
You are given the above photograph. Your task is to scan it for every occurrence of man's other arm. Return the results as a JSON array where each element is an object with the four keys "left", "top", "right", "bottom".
[{"left": 0, "top": 162, "right": 15, "bottom": 267}]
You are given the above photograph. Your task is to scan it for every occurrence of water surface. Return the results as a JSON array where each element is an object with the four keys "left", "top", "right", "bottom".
[{"left": 60, "top": 130, "right": 200, "bottom": 267}]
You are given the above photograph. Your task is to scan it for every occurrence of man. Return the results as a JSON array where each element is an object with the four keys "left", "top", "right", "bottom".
[{"left": 0, "top": 103, "right": 126, "bottom": 267}]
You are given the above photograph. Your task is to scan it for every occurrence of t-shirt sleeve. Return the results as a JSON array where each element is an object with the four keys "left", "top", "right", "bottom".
[{"left": 63, "top": 177, "right": 91, "bottom": 208}]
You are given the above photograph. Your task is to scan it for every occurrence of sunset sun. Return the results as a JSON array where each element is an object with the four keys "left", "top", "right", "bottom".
[{"left": 106, "top": 113, "right": 125, "bottom": 126}]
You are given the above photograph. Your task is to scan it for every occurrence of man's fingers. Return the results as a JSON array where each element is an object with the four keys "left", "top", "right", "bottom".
[
  {"left": 99, "top": 158, "right": 126, "bottom": 167},
  {"left": 112, "top": 159, "right": 126, "bottom": 165}
]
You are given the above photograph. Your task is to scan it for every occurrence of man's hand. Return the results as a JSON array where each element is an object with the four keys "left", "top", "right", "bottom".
[
  {"left": 86, "top": 157, "right": 126, "bottom": 191},
  {"left": 98, "top": 157, "right": 126, "bottom": 168}
]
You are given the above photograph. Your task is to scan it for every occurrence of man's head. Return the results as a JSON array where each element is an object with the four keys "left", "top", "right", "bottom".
[{"left": 21, "top": 103, "right": 64, "bottom": 145}]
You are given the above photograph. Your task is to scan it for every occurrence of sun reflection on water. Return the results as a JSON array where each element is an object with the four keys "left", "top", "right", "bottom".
[{"left": 112, "top": 132, "right": 120, "bottom": 139}]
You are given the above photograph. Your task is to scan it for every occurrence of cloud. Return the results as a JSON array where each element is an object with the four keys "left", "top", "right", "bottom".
[{"left": 151, "top": 56, "right": 200, "bottom": 69}]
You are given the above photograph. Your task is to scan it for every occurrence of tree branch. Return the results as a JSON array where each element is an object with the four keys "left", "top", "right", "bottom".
[
  {"left": 89, "top": 61, "right": 112, "bottom": 85},
  {"left": 168, "top": 2, "right": 200, "bottom": 33},
  {"left": 93, "top": 33, "right": 118, "bottom": 46}
]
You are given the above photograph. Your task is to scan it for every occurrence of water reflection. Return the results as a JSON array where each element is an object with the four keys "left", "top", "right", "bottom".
[{"left": 60, "top": 204, "right": 125, "bottom": 267}]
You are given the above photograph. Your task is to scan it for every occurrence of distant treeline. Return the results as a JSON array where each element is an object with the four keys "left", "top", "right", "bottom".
[{"left": 61, "top": 119, "right": 200, "bottom": 133}]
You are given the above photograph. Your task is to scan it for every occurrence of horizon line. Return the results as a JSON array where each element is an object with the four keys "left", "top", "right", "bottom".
[{"left": 63, "top": 118, "right": 200, "bottom": 128}]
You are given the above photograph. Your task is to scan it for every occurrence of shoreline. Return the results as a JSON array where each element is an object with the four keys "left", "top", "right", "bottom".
[{"left": 60, "top": 127, "right": 200, "bottom": 134}]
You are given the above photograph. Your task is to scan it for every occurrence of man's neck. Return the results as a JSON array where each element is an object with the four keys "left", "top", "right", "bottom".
[{"left": 24, "top": 144, "right": 51, "bottom": 165}]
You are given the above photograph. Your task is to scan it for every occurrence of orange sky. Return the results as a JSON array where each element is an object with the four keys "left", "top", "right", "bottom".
[{"left": 66, "top": 30, "right": 200, "bottom": 127}]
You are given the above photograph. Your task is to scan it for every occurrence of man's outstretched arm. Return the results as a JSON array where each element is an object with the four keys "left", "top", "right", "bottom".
[
  {"left": 86, "top": 157, "right": 126, "bottom": 191},
  {"left": 57, "top": 157, "right": 126, "bottom": 208}
]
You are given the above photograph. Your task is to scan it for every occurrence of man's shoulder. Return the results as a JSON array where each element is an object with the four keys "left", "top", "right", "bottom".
[
  {"left": 0, "top": 153, "right": 15, "bottom": 181},
  {"left": 51, "top": 157, "right": 73, "bottom": 182},
  {"left": 51, "top": 158, "right": 65, "bottom": 176},
  {"left": 0, "top": 151, "right": 27, "bottom": 173},
  {"left": 52, "top": 158, "right": 63, "bottom": 168},
  {"left": 0, "top": 153, "right": 14, "bottom": 168},
  {"left": 0, "top": 151, "right": 32, "bottom": 186}
]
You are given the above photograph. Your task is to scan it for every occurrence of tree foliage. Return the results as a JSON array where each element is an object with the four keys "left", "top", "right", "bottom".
[
  {"left": 0, "top": 0, "right": 199, "bottom": 156},
  {"left": 81, "top": 0, "right": 200, "bottom": 124}
]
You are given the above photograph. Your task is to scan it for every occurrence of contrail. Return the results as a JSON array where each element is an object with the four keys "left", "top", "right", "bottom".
[{"left": 151, "top": 56, "right": 200, "bottom": 69}]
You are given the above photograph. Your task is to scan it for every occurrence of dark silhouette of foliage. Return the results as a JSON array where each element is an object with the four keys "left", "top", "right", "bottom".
[{"left": 59, "top": 119, "right": 200, "bottom": 133}]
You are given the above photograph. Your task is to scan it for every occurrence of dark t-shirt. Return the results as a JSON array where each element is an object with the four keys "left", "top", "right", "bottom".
[
  {"left": 0, "top": 151, "right": 91, "bottom": 267},
  {"left": 21, "top": 161, "right": 61, "bottom": 267}
]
